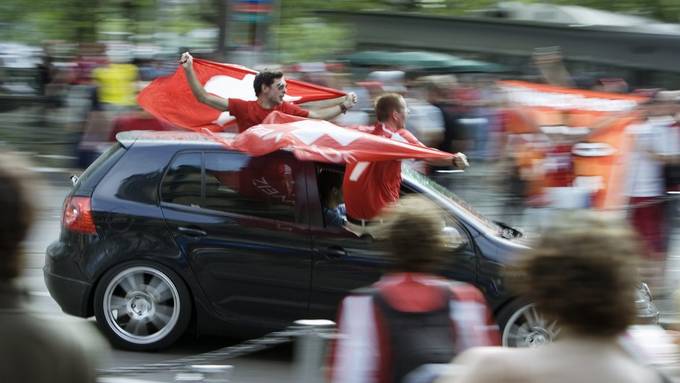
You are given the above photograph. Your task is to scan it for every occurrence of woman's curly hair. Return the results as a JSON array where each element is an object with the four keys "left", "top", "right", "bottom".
[
  {"left": 509, "top": 211, "right": 641, "bottom": 337},
  {"left": 383, "top": 195, "right": 448, "bottom": 273}
]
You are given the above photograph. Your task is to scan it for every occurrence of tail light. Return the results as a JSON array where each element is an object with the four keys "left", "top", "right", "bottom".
[{"left": 63, "top": 196, "right": 96, "bottom": 234}]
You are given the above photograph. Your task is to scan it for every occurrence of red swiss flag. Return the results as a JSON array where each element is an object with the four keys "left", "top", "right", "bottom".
[
  {"left": 138, "top": 58, "right": 346, "bottom": 132},
  {"left": 205, "top": 111, "right": 454, "bottom": 164}
]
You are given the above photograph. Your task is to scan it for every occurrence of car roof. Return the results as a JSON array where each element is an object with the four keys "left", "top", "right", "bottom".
[{"left": 116, "top": 130, "right": 237, "bottom": 148}]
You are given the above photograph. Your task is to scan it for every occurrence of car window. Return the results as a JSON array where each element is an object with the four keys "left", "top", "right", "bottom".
[
  {"left": 74, "top": 142, "right": 126, "bottom": 196},
  {"left": 203, "top": 152, "right": 298, "bottom": 222},
  {"left": 161, "top": 152, "right": 203, "bottom": 208}
]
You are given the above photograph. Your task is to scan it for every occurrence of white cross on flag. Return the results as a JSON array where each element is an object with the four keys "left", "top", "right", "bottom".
[
  {"left": 137, "top": 58, "right": 346, "bottom": 132},
  {"left": 206, "top": 111, "right": 454, "bottom": 164}
]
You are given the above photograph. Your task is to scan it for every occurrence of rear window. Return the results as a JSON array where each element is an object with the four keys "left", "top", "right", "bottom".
[
  {"left": 203, "top": 152, "right": 299, "bottom": 222},
  {"left": 73, "top": 143, "right": 126, "bottom": 196},
  {"left": 160, "top": 150, "right": 301, "bottom": 223}
]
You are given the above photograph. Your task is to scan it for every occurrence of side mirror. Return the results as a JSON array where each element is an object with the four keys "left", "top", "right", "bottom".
[{"left": 442, "top": 226, "right": 467, "bottom": 250}]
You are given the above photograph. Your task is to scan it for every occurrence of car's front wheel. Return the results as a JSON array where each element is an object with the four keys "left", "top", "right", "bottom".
[
  {"left": 94, "top": 262, "right": 192, "bottom": 351},
  {"left": 497, "top": 300, "right": 560, "bottom": 348}
]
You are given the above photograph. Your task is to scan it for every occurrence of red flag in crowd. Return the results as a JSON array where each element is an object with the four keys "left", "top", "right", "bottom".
[
  {"left": 138, "top": 58, "right": 346, "bottom": 132},
  {"left": 205, "top": 111, "right": 454, "bottom": 164}
]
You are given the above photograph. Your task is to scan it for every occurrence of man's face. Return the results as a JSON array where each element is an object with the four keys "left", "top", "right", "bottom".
[
  {"left": 394, "top": 98, "right": 409, "bottom": 130},
  {"left": 264, "top": 77, "right": 287, "bottom": 105}
]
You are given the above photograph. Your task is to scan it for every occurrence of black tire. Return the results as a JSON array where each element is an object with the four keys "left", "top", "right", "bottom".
[
  {"left": 496, "top": 299, "right": 559, "bottom": 348},
  {"left": 94, "top": 261, "right": 192, "bottom": 351}
]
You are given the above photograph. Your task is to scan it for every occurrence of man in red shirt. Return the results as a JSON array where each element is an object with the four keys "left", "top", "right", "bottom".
[
  {"left": 343, "top": 93, "right": 468, "bottom": 229},
  {"left": 180, "top": 52, "right": 357, "bottom": 132}
]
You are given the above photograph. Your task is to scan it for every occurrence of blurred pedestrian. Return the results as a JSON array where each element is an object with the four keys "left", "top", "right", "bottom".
[
  {"left": 404, "top": 75, "right": 445, "bottom": 149},
  {"left": 0, "top": 152, "right": 108, "bottom": 382},
  {"left": 438, "top": 211, "right": 665, "bottom": 383},
  {"left": 91, "top": 51, "right": 139, "bottom": 113},
  {"left": 625, "top": 92, "right": 676, "bottom": 293},
  {"left": 180, "top": 52, "right": 357, "bottom": 132},
  {"left": 329, "top": 195, "right": 499, "bottom": 383}
]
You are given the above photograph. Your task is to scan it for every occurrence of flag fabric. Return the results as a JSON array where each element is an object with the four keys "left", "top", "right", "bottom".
[
  {"left": 205, "top": 111, "right": 454, "bottom": 164},
  {"left": 498, "top": 80, "right": 648, "bottom": 210},
  {"left": 138, "top": 58, "right": 346, "bottom": 132}
]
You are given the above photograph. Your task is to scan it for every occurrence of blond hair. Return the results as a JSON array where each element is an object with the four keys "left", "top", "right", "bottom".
[{"left": 383, "top": 195, "right": 447, "bottom": 272}]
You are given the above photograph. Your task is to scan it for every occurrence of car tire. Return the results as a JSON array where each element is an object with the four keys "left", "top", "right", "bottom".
[
  {"left": 94, "top": 261, "right": 192, "bottom": 351},
  {"left": 496, "top": 299, "right": 560, "bottom": 348}
]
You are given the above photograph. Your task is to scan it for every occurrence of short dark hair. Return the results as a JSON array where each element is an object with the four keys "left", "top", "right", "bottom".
[
  {"left": 253, "top": 71, "right": 284, "bottom": 97},
  {"left": 375, "top": 93, "right": 405, "bottom": 122},
  {"left": 383, "top": 195, "right": 446, "bottom": 273},
  {"left": 0, "top": 152, "right": 36, "bottom": 280},
  {"left": 318, "top": 170, "right": 343, "bottom": 206},
  {"left": 510, "top": 211, "right": 640, "bottom": 337}
]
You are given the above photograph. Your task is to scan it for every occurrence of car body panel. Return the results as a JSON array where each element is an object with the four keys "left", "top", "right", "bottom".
[{"left": 44, "top": 131, "right": 530, "bottom": 342}]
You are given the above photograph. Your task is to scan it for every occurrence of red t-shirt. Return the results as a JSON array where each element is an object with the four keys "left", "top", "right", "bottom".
[
  {"left": 343, "top": 124, "right": 422, "bottom": 220},
  {"left": 228, "top": 98, "right": 310, "bottom": 132}
]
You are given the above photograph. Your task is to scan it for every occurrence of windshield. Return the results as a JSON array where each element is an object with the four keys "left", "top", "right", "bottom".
[{"left": 402, "top": 165, "right": 502, "bottom": 234}]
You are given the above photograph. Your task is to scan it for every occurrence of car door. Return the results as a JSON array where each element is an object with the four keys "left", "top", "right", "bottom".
[
  {"left": 307, "top": 166, "right": 479, "bottom": 320},
  {"left": 159, "top": 150, "right": 314, "bottom": 328}
]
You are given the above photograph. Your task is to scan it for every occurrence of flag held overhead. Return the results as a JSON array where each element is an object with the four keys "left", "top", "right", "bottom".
[{"left": 138, "top": 58, "right": 346, "bottom": 132}]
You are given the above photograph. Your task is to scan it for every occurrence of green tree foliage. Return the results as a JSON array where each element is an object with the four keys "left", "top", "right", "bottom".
[{"left": 3, "top": 0, "right": 680, "bottom": 56}]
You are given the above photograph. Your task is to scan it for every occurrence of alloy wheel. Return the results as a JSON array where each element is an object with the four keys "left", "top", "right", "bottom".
[{"left": 101, "top": 266, "right": 181, "bottom": 345}]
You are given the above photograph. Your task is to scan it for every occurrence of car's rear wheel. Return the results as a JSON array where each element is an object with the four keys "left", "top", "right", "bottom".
[
  {"left": 497, "top": 300, "right": 560, "bottom": 348},
  {"left": 94, "top": 262, "right": 192, "bottom": 351}
]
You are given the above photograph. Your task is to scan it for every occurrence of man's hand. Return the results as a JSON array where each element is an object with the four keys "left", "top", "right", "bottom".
[
  {"left": 452, "top": 153, "right": 469, "bottom": 169},
  {"left": 342, "top": 92, "right": 358, "bottom": 110},
  {"left": 179, "top": 52, "right": 193, "bottom": 69}
]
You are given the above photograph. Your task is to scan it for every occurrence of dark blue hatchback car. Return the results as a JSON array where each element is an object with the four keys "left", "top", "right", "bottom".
[{"left": 44, "top": 131, "right": 657, "bottom": 350}]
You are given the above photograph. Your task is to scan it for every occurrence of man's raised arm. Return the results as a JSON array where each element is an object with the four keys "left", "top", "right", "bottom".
[
  {"left": 307, "top": 92, "right": 358, "bottom": 120},
  {"left": 180, "top": 52, "right": 230, "bottom": 111}
]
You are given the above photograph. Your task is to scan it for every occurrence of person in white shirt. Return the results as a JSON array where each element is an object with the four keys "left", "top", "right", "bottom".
[{"left": 625, "top": 93, "right": 675, "bottom": 293}]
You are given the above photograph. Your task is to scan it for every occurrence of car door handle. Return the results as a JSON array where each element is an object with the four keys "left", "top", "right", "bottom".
[
  {"left": 320, "top": 246, "right": 348, "bottom": 259},
  {"left": 177, "top": 226, "right": 207, "bottom": 237}
]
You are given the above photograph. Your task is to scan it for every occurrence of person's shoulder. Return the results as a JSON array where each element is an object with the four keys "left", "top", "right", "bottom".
[
  {"left": 228, "top": 98, "right": 249, "bottom": 106},
  {"left": 448, "top": 281, "right": 486, "bottom": 302},
  {"left": 438, "top": 347, "right": 517, "bottom": 383},
  {"left": 396, "top": 128, "right": 421, "bottom": 144},
  {"left": 455, "top": 346, "right": 510, "bottom": 364}
]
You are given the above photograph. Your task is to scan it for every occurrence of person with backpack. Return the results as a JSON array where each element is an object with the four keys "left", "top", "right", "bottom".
[{"left": 328, "top": 195, "right": 499, "bottom": 383}]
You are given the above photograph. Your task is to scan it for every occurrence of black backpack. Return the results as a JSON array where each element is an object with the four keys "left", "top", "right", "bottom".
[{"left": 358, "top": 285, "right": 457, "bottom": 383}]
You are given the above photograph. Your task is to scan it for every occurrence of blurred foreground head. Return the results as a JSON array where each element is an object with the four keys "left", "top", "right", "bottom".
[
  {"left": 513, "top": 211, "right": 640, "bottom": 337},
  {"left": 0, "top": 152, "right": 35, "bottom": 281},
  {"left": 384, "top": 195, "right": 449, "bottom": 273}
]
